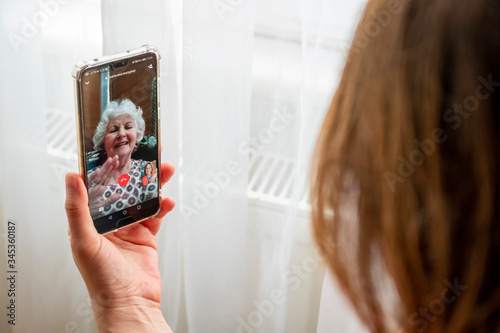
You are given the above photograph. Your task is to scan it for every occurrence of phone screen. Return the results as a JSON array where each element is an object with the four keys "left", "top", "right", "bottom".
[{"left": 78, "top": 52, "right": 160, "bottom": 233}]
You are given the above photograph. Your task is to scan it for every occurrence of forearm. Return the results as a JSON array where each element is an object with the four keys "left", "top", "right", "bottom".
[{"left": 91, "top": 298, "right": 172, "bottom": 333}]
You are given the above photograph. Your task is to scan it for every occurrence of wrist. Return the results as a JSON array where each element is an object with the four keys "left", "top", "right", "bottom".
[{"left": 91, "top": 297, "right": 172, "bottom": 333}]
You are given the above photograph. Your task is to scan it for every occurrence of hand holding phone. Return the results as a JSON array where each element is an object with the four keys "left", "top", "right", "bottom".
[{"left": 64, "top": 162, "right": 175, "bottom": 333}]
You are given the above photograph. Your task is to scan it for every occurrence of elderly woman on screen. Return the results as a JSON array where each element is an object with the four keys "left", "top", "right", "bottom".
[{"left": 87, "top": 99, "right": 157, "bottom": 218}]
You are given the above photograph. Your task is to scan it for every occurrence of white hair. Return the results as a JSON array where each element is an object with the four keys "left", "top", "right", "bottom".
[{"left": 92, "top": 99, "right": 145, "bottom": 151}]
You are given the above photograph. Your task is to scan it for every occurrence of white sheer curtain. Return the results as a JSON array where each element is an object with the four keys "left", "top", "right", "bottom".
[
  {"left": 0, "top": 1, "right": 103, "bottom": 333},
  {"left": 0, "top": 0, "right": 366, "bottom": 332}
]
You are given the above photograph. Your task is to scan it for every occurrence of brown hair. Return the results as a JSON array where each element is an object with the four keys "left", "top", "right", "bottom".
[{"left": 311, "top": 0, "right": 500, "bottom": 332}]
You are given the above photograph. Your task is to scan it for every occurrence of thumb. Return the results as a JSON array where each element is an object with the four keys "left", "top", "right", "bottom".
[{"left": 65, "top": 173, "right": 99, "bottom": 246}]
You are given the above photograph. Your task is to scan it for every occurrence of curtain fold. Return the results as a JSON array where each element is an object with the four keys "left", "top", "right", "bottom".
[{"left": 181, "top": 0, "right": 254, "bottom": 331}]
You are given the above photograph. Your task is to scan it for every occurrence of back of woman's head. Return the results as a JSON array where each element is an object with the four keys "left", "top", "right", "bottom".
[{"left": 312, "top": 0, "right": 500, "bottom": 332}]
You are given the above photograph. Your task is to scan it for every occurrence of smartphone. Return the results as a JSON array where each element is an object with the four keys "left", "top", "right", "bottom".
[{"left": 72, "top": 45, "right": 161, "bottom": 234}]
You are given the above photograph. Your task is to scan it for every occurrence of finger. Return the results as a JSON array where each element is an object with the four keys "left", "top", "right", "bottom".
[
  {"left": 91, "top": 158, "right": 109, "bottom": 185},
  {"left": 65, "top": 173, "right": 101, "bottom": 255},
  {"left": 160, "top": 162, "right": 175, "bottom": 187},
  {"left": 87, "top": 187, "right": 105, "bottom": 211},
  {"left": 88, "top": 167, "right": 100, "bottom": 184},
  {"left": 156, "top": 196, "right": 176, "bottom": 220},
  {"left": 88, "top": 184, "right": 105, "bottom": 197},
  {"left": 107, "top": 156, "right": 120, "bottom": 186},
  {"left": 141, "top": 197, "right": 176, "bottom": 235},
  {"left": 99, "top": 158, "right": 115, "bottom": 186}
]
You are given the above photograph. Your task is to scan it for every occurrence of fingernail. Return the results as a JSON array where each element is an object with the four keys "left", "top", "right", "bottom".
[{"left": 65, "top": 174, "right": 77, "bottom": 192}]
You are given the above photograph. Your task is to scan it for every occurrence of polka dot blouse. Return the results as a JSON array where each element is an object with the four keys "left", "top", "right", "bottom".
[{"left": 88, "top": 159, "right": 158, "bottom": 219}]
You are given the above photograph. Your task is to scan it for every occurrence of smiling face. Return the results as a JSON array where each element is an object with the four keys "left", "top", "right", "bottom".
[
  {"left": 103, "top": 114, "right": 137, "bottom": 160},
  {"left": 145, "top": 163, "right": 152, "bottom": 176}
]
